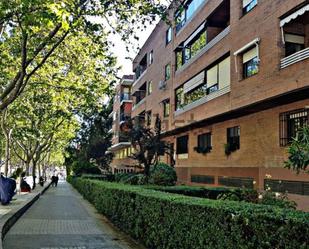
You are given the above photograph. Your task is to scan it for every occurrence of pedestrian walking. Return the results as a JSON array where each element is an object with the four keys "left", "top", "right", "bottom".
[
  {"left": 55, "top": 174, "right": 59, "bottom": 187},
  {"left": 51, "top": 175, "right": 56, "bottom": 187}
]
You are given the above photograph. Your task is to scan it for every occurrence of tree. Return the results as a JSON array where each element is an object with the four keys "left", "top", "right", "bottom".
[
  {"left": 127, "top": 116, "right": 174, "bottom": 178},
  {"left": 285, "top": 126, "right": 309, "bottom": 174},
  {"left": 64, "top": 100, "right": 114, "bottom": 175},
  {"left": 0, "top": 0, "right": 168, "bottom": 110}
]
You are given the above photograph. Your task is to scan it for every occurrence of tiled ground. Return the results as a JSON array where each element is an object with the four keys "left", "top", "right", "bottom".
[{"left": 3, "top": 182, "right": 145, "bottom": 249}]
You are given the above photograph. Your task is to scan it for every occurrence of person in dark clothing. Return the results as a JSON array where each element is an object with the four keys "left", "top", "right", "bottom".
[
  {"left": 20, "top": 172, "right": 31, "bottom": 192},
  {"left": 39, "top": 176, "right": 44, "bottom": 187},
  {"left": 51, "top": 175, "right": 56, "bottom": 187},
  {"left": 0, "top": 175, "right": 16, "bottom": 205},
  {"left": 55, "top": 175, "right": 59, "bottom": 187}
]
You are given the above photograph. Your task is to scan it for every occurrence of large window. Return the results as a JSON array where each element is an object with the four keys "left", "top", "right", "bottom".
[
  {"left": 243, "top": 0, "right": 257, "bottom": 14},
  {"left": 175, "top": 0, "right": 205, "bottom": 32},
  {"left": 175, "top": 56, "right": 230, "bottom": 111},
  {"left": 284, "top": 33, "right": 305, "bottom": 57},
  {"left": 176, "top": 135, "right": 188, "bottom": 154},
  {"left": 166, "top": 27, "right": 172, "bottom": 45},
  {"left": 195, "top": 132, "right": 212, "bottom": 153},
  {"left": 176, "top": 24, "right": 207, "bottom": 70},
  {"left": 163, "top": 99, "right": 170, "bottom": 117},
  {"left": 279, "top": 108, "right": 308, "bottom": 146},
  {"left": 227, "top": 126, "right": 240, "bottom": 151},
  {"left": 243, "top": 47, "right": 259, "bottom": 78},
  {"left": 165, "top": 63, "right": 171, "bottom": 81}
]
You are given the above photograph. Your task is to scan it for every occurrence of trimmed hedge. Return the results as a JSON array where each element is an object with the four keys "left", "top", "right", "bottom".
[
  {"left": 68, "top": 178, "right": 309, "bottom": 249},
  {"left": 145, "top": 185, "right": 258, "bottom": 202}
]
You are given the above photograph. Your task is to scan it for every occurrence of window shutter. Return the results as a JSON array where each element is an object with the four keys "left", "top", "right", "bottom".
[
  {"left": 207, "top": 65, "right": 218, "bottom": 87},
  {"left": 218, "top": 57, "right": 230, "bottom": 89},
  {"left": 285, "top": 34, "right": 305, "bottom": 44},
  {"left": 184, "top": 71, "right": 205, "bottom": 93},
  {"left": 243, "top": 46, "right": 257, "bottom": 63}
]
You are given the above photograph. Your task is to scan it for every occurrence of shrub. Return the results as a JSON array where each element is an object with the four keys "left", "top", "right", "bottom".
[
  {"left": 71, "top": 160, "right": 101, "bottom": 175},
  {"left": 258, "top": 191, "right": 297, "bottom": 209},
  {"left": 69, "top": 178, "right": 309, "bottom": 249},
  {"left": 146, "top": 185, "right": 258, "bottom": 202},
  {"left": 149, "top": 162, "right": 177, "bottom": 186}
]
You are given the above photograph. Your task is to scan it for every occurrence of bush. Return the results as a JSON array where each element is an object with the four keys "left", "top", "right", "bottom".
[
  {"left": 259, "top": 191, "right": 297, "bottom": 209},
  {"left": 149, "top": 162, "right": 177, "bottom": 186},
  {"left": 69, "top": 178, "right": 309, "bottom": 249},
  {"left": 146, "top": 185, "right": 258, "bottom": 202},
  {"left": 71, "top": 160, "right": 101, "bottom": 175}
]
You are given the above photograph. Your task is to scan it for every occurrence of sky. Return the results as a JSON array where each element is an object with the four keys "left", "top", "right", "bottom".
[{"left": 110, "top": 24, "right": 157, "bottom": 77}]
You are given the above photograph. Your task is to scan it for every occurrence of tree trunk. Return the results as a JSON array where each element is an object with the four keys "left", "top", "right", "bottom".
[
  {"left": 32, "top": 160, "right": 36, "bottom": 190},
  {"left": 1, "top": 109, "right": 12, "bottom": 177}
]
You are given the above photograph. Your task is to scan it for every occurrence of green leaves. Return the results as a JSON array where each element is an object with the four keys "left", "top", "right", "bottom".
[{"left": 285, "top": 126, "right": 309, "bottom": 174}]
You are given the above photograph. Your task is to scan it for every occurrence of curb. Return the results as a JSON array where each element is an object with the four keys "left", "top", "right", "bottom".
[{"left": 0, "top": 182, "right": 51, "bottom": 249}]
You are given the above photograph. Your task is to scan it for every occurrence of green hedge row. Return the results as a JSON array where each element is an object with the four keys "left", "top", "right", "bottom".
[
  {"left": 145, "top": 185, "right": 258, "bottom": 202},
  {"left": 68, "top": 177, "right": 309, "bottom": 249}
]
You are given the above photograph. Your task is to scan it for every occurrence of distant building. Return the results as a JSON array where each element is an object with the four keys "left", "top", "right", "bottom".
[{"left": 109, "top": 75, "right": 137, "bottom": 173}]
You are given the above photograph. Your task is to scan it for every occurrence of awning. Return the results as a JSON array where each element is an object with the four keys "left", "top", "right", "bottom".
[
  {"left": 280, "top": 4, "right": 309, "bottom": 27},
  {"left": 184, "top": 21, "right": 206, "bottom": 47},
  {"left": 233, "top": 38, "right": 260, "bottom": 56},
  {"left": 183, "top": 71, "right": 205, "bottom": 93}
]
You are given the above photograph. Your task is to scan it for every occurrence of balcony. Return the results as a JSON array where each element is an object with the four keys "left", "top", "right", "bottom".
[
  {"left": 280, "top": 3, "right": 309, "bottom": 69},
  {"left": 176, "top": 0, "right": 230, "bottom": 74},
  {"left": 120, "top": 113, "right": 131, "bottom": 124},
  {"left": 280, "top": 47, "right": 309, "bottom": 69},
  {"left": 175, "top": 85, "right": 230, "bottom": 116}
]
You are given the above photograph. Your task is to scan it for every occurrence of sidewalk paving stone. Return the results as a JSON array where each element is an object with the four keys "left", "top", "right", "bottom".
[{"left": 3, "top": 181, "right": 146, "bottom": 249}]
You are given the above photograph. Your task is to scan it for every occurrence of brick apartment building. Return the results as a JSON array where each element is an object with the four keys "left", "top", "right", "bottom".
[
  {"left": 111, "top": 0, "right": 309, "bottom": 199},
  {"left": 109, "top": 75, "right": 138, "bottom": 173}
]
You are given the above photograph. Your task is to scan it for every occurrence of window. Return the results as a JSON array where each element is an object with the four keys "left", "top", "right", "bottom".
[
  {"left": 243, "top": 47, "right": 259, "bottom": 78},
  {"left": 191, "top": 175, "right": 214, "bottom": 184},
  {"left": 219, "top": 176, "right": 254, "bottom": 188},
  {"left": 175, "top": 0, "right": 205, "bottom": 32},
  {"left": 147, "top": 81, "right": 153, "bottom": 95},
  {"left": 165, "top": 63, "right": 171, "bottom": 80},
  {"left": 166, "top": 27, "right": 172, "bottom": 45},
  {"left": 175, "top": 56, "right": 230, "bottom": 111},
  {"left": 146, "top": 110, "right": 152, "bottom": 126},
  {"left": 279, "top": 108, "right": 308, "bottom": 146},
  {"left": 264, "top": 179, "right": 309, "bottom": 196},
  {"left": 285, "top": 33, "right": 305, "bottom": 57},
  {"left": 149, "top": 50, "right": 154, "bottom": 64},
  {"left": 163, "top": 99, "right": 170, "bottom": 117},
  {"left": 176, "top": 23, "right": 207, "bottom": 70},
  {"left": 176, "top": 135, "right": 188, "bottom": 154},
  {"left": 243, "top": 0, "right": 257, "bottom": 14},
  {"left": 195, "top": 132, "right": 212, "bottom": 153},
  {"left": 227, "top": 126, "right": 240, "bottom": 151}
]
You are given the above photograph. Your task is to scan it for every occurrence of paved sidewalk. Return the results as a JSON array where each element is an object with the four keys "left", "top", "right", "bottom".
[{"left": 3, "top": 181, "right": 145, "bottom": 249}]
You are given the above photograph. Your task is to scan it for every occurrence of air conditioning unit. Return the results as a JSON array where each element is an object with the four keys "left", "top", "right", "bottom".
[{"left": 159, "top": 80, "right": 167, "bottom": 90}]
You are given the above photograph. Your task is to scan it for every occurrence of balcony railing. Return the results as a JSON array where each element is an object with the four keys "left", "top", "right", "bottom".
[
  {"left": 120, "top": 93, "right": 132, "bottom": 102},
  {"left": 175, "top": 85, "right": 231, "bottom": 116},
  {"left": 280, "top": 47, "right": 309, "bottom": 69},
  {"left": 176, "top": 26, "right": 230, "bottom": 74}
]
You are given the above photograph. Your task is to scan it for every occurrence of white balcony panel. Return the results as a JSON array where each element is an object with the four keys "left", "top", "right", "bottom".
[
  {"left": 174, "top": 85, "right": 230, "bottom": 116},
  {"left": 280, "top": 47, "right": 309, "bottom": 69}
]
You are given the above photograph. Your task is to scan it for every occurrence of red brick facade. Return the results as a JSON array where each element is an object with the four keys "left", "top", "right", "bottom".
[{"left": 120, "top": 0, "right": 309, "bottom": 208}]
